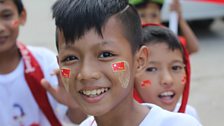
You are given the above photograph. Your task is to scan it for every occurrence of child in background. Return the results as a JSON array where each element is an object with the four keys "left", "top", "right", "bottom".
[
  {"left": 134, "top": 24, "right": 200, "bottom": 120},
  {"left": 129, "top": 0, "right": 199, "bottom": 55},
  {"left": 45, "top": 0, "right": 202, "bottom": 125},
  {"left": 0, "top": 0, "right": 85, "bottom": 125}
]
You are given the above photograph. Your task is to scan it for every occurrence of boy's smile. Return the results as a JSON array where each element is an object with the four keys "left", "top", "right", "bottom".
[{"left": 57, "top": 16, "right": 135, "bottom": 116}]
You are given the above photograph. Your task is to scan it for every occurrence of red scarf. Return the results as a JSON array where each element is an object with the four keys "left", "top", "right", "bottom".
[{"left": 17, "top": 42, "right": 62, "bottom": 126}]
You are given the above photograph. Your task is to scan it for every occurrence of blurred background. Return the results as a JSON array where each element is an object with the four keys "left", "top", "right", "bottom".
[{"left": 19, "top": 0, "right": 224, "bottom": 125}]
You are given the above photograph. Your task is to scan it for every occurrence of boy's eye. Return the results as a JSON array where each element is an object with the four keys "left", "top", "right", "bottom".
[
  {"left": 61, "top": 55, "right": 78, "bottom": 63},
  {"left": 98, "top": 51, "right": 115, "bottom": 58},
  {"left": 1, "top": 12, "right": 13, "bottom": 20},
  {"left": 172, "top": 65, "right": 185, "bottom": 71},
  {"left": 146, "top": 67, "right": 157, "bottom": 72}
]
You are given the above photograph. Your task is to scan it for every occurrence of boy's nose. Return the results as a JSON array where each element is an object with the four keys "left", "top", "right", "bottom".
[
  {"left": 76, "top": 61, "right": 101, "bottom": 81},
  {"left": 0, "top": 22, "right": 5, "bottom": 33},
  {"left": 160, "top": 70, "right": 173, "bottom": 88}
]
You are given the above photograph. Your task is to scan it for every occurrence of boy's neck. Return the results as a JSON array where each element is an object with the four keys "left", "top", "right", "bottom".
[
  {"left": 95, "top": 95, "right": 150, "bottom": 126},
  {"left": 0, "top": 46, "right": 21, "bottom": 74}
]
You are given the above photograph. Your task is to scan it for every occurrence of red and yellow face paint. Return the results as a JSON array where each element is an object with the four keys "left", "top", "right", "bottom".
[
  {"left": 60, "top": 67, "right": 74, "bottom": 92},
  {"left": 111, "top": 60, "right": 130, "bottom": 88}
]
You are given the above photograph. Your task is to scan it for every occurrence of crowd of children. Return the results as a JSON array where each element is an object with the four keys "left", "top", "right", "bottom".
[{"left": 0, "top": 0, "right": 202, "bottom": 125}]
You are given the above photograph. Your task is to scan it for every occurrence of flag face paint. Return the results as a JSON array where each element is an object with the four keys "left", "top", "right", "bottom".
[
  {"left": 12, "top": 20, "right": 19, "bottom": 28},
  {"left": 112, "top": 61, "right": 125, "bottom": 72},
  {"left": 111, "top": 61, "right": 130, "bottom": 88},
  {"left": 181, "top": 75, "right": 186, "bottom": 85},
  {"left": 61, "top": 68, "right": 71, "bottom": 78},
  {"left": 60, "top": 67, "right": 73, "bottom": 92},
  {"left": 141, "top": 80, "right": 151, "bottom": 88}
]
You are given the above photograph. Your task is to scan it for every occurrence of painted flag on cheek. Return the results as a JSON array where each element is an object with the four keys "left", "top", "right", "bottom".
[
  {"left": 112, "top": 61, "right": 125, "bottom": 72},
  {"left": 181, "top": 75, "right": 187, "bottom": 85},
  {"left": 12, "top": 20, "right": 19, "bottom": 28},
  {"left": 61, "top": 68, "right": 71, "bottom": 78},
  {"left": 141, "top": 80, "right": 151, "bottom": 87}
]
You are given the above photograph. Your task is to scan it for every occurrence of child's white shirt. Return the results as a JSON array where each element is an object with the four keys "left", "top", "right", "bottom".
[
  {"left": 0, "top": 46, "right": 68, "bottom": 126},
  {"left": 174, "top": 103, "right": 200, "bottom": 121},
  {"left": 80, "top": 103, "right": 202, "bottom": 126}
]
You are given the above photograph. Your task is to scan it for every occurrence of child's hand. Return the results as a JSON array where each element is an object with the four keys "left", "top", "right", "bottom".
[
  {"left": 41, "top": 69, "right": 79, "bottom": 109},
  {"left": 170, "top": 0, "right": 182, "bottom": 18}
]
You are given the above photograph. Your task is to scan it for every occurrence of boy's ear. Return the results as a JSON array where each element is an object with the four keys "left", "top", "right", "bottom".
[
  {"left": 135, "top": 45, "right": 149, "bottom": 73},
  {"left": 19, "top": 9, "right": 27, "bottom": 25}
]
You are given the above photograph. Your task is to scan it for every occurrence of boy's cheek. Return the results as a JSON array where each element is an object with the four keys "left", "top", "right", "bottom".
[
  {"left": 181, "top": 75, "right": 187, "bottom": 85},
  {"left": 111, "top": 60, "right": 131, "bottom": 88},
  {"left": 11, "top": 19, "right": 19, "bottom": 28},
  {"left": 60, "top": 66, "right": 79, "bottom": 92},
  {"left": 140, "top": 80, "right": 151, "bottom": 88}
]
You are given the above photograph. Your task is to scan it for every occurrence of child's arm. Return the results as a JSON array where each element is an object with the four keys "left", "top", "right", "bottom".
[
  {"left": 171, "top": 0, "right": 199, "bottom": 54},
  {"left": 41, "top": 70, "right": 87, "bottom": 124}
]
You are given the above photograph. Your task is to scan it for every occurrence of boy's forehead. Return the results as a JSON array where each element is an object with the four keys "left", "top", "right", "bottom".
[{"left": 57, "top": 16, "right": 126, "bottom": 45}]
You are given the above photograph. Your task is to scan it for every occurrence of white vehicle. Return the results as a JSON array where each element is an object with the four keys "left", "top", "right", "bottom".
[{"left": 161, "top": 0, "right": 224, "bottom": 27}]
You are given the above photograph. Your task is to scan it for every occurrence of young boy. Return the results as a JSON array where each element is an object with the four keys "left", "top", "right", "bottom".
[
  {"left": 129, "top": 0, "right": 199, "bottom": 55},
  {"left": 50, "top": 0, "right": 202, "bottom": 125},
  {"left": 134, "top": 24, "right": 200, "bottom": 120},
  {"left": 0, "top": 0, "right": 85, "bottom": 125}
]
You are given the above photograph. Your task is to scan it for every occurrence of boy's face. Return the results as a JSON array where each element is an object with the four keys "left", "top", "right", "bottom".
[
  {"left": 137, "top": 3, "right": 161, "bottom": 24},
  {"left": 57, "top": 17, "right": 141, "bottom": 116},
  {"left": 135, "top": 43, "right": 185, "bottom": 111},
  {"left": 0, "top": 0, "right": 25, "bottom": 53}
]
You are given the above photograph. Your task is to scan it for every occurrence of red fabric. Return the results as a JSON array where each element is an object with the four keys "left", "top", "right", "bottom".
[
  {"left": 133, "top": 24, "right": 191, "bottom": 113},
  {"left": 17, "top": 42, "right": 62, "bottom": 126},
  {"left": 133, "top": 88, "right": 143, "bottom": 103},
  {"left": 189, "top": 0, "right": 224, "bottom": 4},
  {"left": 178, "top": 42, "right": 191, "bottom": 113},
  {"left": 178, "top": 36, "right": 187, "bottom": 47}
]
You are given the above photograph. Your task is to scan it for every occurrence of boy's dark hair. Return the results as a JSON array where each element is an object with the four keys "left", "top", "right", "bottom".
[
  {"left": 12, "top": 0, "right": 24, "bottom": 15},
  {"left": 142, "top": 26, "right": 184, "bottom": 56},
  {"left": 130, "top": 0, "right": 163, "bottom": 10},
  {"left": 53, "top": 0, "right": 142, "bottom": 53}
]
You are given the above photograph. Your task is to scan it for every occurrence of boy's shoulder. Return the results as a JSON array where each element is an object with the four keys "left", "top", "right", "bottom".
[{"left": 140, "top": 103, "right": 202, "bottom": 126}]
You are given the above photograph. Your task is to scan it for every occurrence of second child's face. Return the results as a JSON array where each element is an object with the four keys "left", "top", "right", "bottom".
[
  {"left": 0, "top": 0, "right": 25, "bottom": 53},
  {"left": 137, "top": 3, "right": 161, "bottom": 24},
  {"left": 57, "top": 17, "right": 136, "bottom": 116},
  {"left": 135, "top": 43, "right": 186, "bottom": 111}
]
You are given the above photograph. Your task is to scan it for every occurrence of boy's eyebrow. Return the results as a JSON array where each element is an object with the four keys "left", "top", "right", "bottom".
[
  {"left": 97, "top": 40, "right": 115, "bottom": 48},
  {"left": 172, "top": 60, "right": 184, "bottom": 64}
]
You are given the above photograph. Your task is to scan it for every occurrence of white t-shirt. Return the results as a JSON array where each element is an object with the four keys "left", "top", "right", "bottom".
[
  {"left": 0, "top": 46, "right": 68, "bottom": 126},
  {"left": 80, "top": 103, "right": 202, "bottom": 126},
  {"left": 174, "top": 103, "right": 200, "bottom": 121}
]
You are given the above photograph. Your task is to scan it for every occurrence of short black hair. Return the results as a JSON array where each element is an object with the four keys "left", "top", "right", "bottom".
[
  {"left": 142, "top": 26, "right": 184, "bottom": 54},
  {"left": 53, "top": 0, "right": 142, "bottom": 54},
  {"left": 134, "top": 1, "right": 163, "bottom": 10},
  {"left": 12, "top": 0, "right": 24, "bottom": 15}
]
